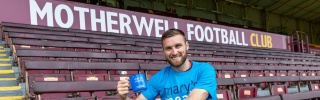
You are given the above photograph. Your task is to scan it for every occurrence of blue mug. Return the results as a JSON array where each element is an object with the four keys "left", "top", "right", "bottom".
[{"left": 129, "top": 73, "right": 148, "bottom": 93}]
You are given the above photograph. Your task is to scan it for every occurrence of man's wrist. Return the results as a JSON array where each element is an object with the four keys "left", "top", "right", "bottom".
[{"left": 120, "top": 95, "right": 129, "bottom": 100}]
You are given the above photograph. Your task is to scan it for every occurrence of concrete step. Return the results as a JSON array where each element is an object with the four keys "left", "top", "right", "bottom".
[
  {"left": 4, "top": 48, "right": 10, "bottom": 52},
  {"left": 0, "top": 66, "right": 12, "bottom": 70},
  {"left": 0, "top": 63, "right": 12, "bottom": 67},
  {"left": 0, "top": 78, "right": 16, "bottom": 81},
  {"left": 0, "top": 85, "right": 21, "bottom": 91},
  {"left": 0, "top": 67, "right": 21, "bottom": 78},
  {"left": 0, "top": 54, "right": 8, "bottom": 58},
  {"left": 0, "top": 81, "right": 18, "bottom": 86},
  {"left": 0, "top": 74, "right": 15, "bottom": 78},
  {"left": 0, "top": 69, "right": 14, "bottom": 74},
  {"left": 0, "top": 49, "right": 5, "bottom": 52},
  {"left": 20, "top": 83, "right": 26, "bottom": 96},
  {"left": 0, "top": 90, "right": 23, "bottom": 96},
  {"left": 0, "top": 84, "right": 27, "bottom": 99},
  {"left": 0, "top": 62, "right": 11, "bottom": 64},
  {"left": 0, "top": 48, "right": 10, "bottom": 54},
  {"left": 12, "top": 67, "right": 20, "bottom": 78},
  {"left": 0, "top": 58, "right": 10, "bottom": 62},
  {"left": 0, "top": 56, "right": 13, "bottom": 64},
  {"left": 0, "top": 96, "right": 24, "bottom": 100},
  {"left": 0, "top": 56, "right": 8, "bottom": 58},
  {"left": 0, "top": 41, "right": 5, "bottom": 45}
]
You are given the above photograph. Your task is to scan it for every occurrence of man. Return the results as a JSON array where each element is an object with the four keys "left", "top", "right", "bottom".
[{"left": 117, "top": 29, "right": 217, "bottom": 100}]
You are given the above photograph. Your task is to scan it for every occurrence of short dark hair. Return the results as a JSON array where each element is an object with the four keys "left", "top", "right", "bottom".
[{"left": 161, "top": 29, "right": 186, "bottom": 44}]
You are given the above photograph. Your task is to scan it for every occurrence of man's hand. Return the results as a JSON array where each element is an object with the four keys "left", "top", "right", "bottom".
[
  {"left": 117, "top": 77, "right": 149, "bottom": 100},
  {"left": 117, "top": 77, "right": 130, "bottom": 100}
]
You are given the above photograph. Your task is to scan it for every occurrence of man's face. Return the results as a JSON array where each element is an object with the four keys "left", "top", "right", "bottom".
[{"left": 162, "top": 34, "right": 189, "bottom": 67}]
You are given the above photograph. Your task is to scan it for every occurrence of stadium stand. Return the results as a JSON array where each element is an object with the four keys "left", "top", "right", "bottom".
[
  {"left": 127, "top": 6, "right": 179, "bottom": 18},
  {"left": 1, "top": 21, "right": 320, "bottom": 100},
  {"left": 310, "top": 44, "right": 320, "bottom": 55}
]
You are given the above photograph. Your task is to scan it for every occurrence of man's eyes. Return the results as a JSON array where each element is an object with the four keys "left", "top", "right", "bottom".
[
  {"left": 165, "top": 45, "right": 182, "bottom": 51},
  {"left": 176, "top": 45, "right": 182, "bottom": 48}
]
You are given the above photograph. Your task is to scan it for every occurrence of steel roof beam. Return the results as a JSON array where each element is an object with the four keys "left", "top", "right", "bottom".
[
  {"left": 268, "top": 0, "right": 291, "bottom": 12},
  {"left": 283, "top": 0, "right": 312, "bottom": 15}
]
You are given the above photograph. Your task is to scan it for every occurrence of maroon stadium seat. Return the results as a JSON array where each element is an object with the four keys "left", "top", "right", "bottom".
[
  {"left": 73, "top": 74, "right": 109, "bottom": 81},
  {"left": 139, "top": 63, "right": 168, "bottom": 80},
  {"left": 216, "top": 78, "right": 234, "bottom": 100}
]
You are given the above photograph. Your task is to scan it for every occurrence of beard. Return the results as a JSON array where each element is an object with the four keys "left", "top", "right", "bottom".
[{"left": 166, "top": 52, "right": 188, "bottom": 67}]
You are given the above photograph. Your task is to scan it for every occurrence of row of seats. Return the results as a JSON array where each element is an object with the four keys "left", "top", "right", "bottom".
[
  {"left": 2, "top": 22, "right": 320, "bottom": 99},
  {"left": 12, "top": 48, "right": 320, "bottom": 78},
  {"left": 4, "top": 22, "right": 312, "bottom": 56},
  {"left": 25, "top": 60, "right": 320, "bottom": 79},
  {"left": 0, "top": 22, "right": 295, "bottom": 54},
  {"left": 11, "top": 37, "right": 319, "bottom": 63},
  {"left": 4, "top": 26, "right": 318, "bottom": 59},
  {"left": 215, "top": 65, "right": 320, "bottom": 78},
  {"left": 217, "top": 76, "right": 320, "bottom": 100},
  {"left": 25, "top": 60, "right": 149, "bottom": 99},
  {"left": 25, "top": 60, "right": 320, "bottom": 100},
  {"left": 4, "top": 28, "right": 320, "bottom": 65}
]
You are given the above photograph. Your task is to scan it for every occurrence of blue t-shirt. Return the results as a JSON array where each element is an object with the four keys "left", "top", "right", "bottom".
[{"left": 141, "top": 61, "right": 217, "bottom": 100}]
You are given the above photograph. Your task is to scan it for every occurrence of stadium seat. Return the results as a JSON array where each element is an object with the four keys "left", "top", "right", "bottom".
[
  {"left": 238, "top": 95, "right": 281, "bottom": 100},
  {"left": 237, "top": 86, "right": 257, "bottom": 99},
  {"left": 135, "top": 41, "right": 162, "bottom": 48},
  {"left": 33, "top": 81, "right": 117, "bottom": 99},
  {"left": 117, "top": 53, "right": 165, "bottom": 63},
  {"left": 11, "top": 38, "right": 100, "bottom": 51},
  {"left": 28, "top": 74, "right": 71, "bottom": 97},
  {"left": 280, "top": 91, "right": 320, "bottom": 100},
  {"left": 233, "top": 77, "right": 265, "bottom": 99},
  {"left": 8, "top": 32, "right": 87, "bottom": 42},
  {"left": 73, "top": 74, "right": 108, "bottom": 81},
  {"left": 189, "top": 56, "right": 235, "bottom": 65},
  {"left": 216, "top": 78, "right": 234, "bottom": 100},
  {"left": 139, "top": 63, "right": 168, "bottom": 80},
  {"left": 269, "top": 76, "right": 300, "bottom": 95},
  {"left": 28, "top": 74, "right": 71, "bottom": 82},
  {"left": 101, "top": 45, "right": 152, "bottom": 54}
]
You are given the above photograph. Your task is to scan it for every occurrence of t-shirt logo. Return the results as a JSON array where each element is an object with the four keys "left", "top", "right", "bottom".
[{"left": 163, "top": 80, "right": 197, "bottom": 100}]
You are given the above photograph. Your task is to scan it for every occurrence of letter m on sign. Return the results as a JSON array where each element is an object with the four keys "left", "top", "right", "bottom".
[{"left": 29, "top": 0, "right": 54, "bottom": 27}]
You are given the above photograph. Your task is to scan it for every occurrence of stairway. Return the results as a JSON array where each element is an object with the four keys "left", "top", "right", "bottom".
[{"left": 0, "top": 41, "right": 25, "bottom": 100}]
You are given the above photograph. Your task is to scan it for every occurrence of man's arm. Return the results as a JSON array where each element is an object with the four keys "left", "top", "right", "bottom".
[
  {"left": 189, "top": 63, "right": 217, "bottom": 99},
  {"left": 119, "top": 94, "right": 147, "bottom": 100},
  {"left": 135, "top": 94, "right": 148, "bottom": 100},
  {"left": 186, "top": 89, "right": 209, "bottom": 100}
]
